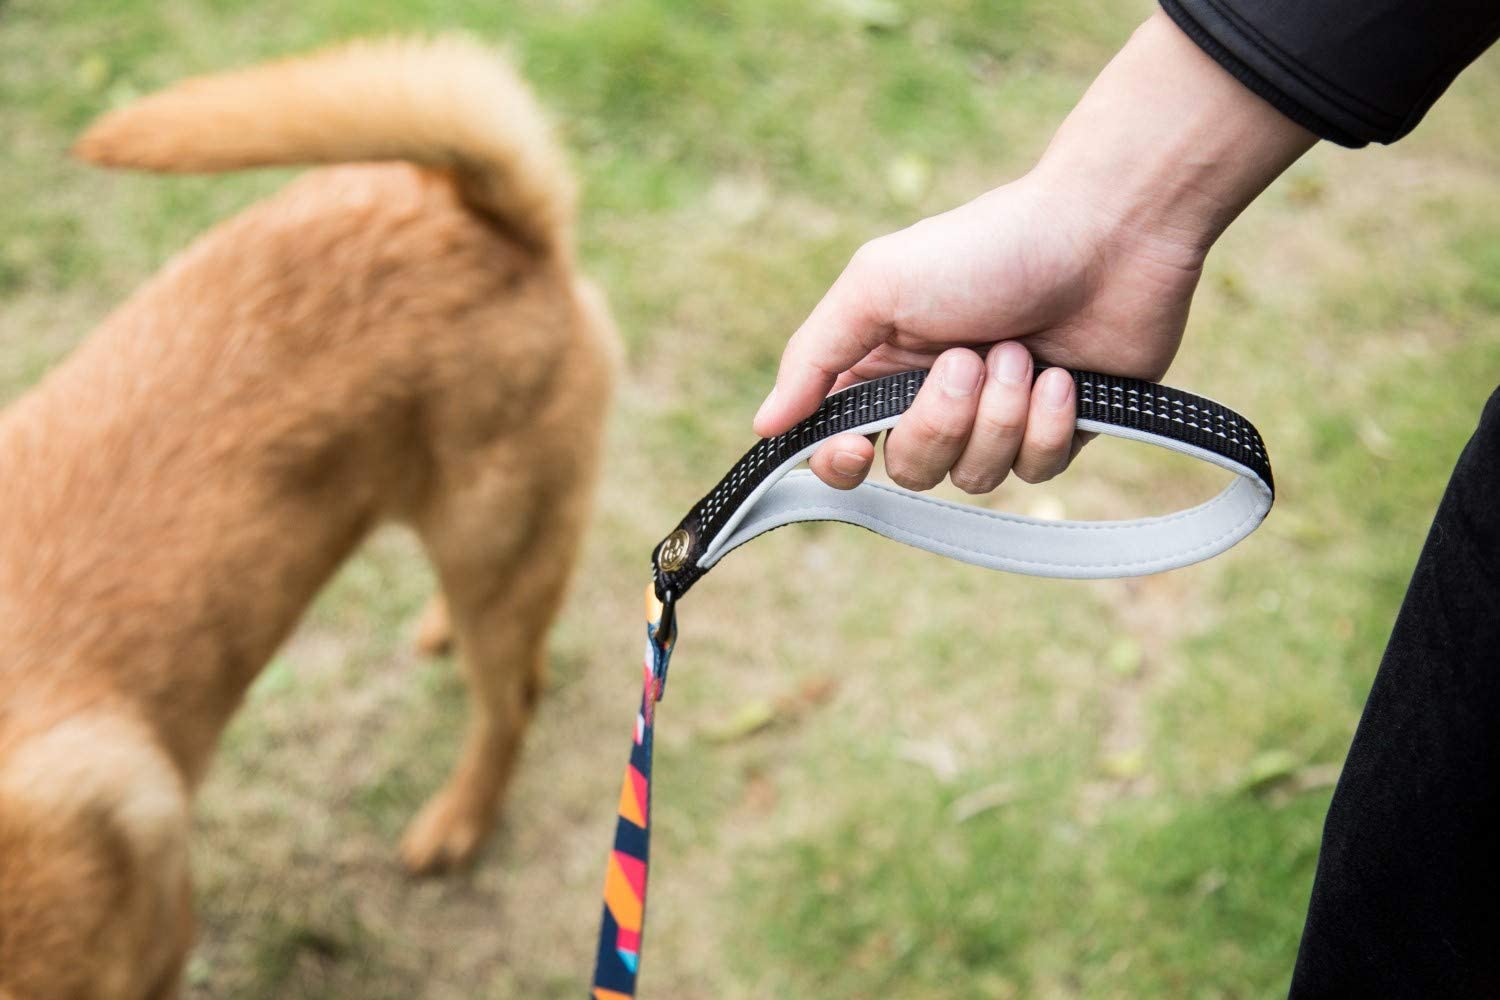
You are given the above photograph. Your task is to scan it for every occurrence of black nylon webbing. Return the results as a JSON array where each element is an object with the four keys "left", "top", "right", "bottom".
[{"left": 1072, "top": 370, "right": 1273, "bottom": 489}]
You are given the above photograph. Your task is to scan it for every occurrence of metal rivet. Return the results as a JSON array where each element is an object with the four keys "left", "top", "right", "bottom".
[{"left": 658, "top": 528, "right": 692, "bottom": 572}]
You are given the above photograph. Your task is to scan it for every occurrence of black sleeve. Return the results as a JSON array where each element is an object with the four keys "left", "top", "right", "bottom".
[{"left": 1158, "top": 0, "right": 1500, "bottom": 147}]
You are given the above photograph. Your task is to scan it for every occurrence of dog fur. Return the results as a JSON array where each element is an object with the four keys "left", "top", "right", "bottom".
[{"left": 0, "top": 38, "right": 619, "bottom": 998}]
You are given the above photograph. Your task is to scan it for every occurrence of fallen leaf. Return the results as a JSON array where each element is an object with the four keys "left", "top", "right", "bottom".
[
  {"left": 1237, "top": 748, "right": 1303, "bottom": 795},
  {"left": 1262, "top": 761, "right": 1343, "bottom": 807},
  {"left": 897, "top": 737, "right": 961, "bottom": 783},
  {"left": 948, "top": 782, "right": 1019, "bottom": 823},
  {"left": 1290, "top": 762, "right": 1342, "bottom": 794},
  {"left": 1358, "top": 417, "right": 1396, "bottom": 459},
  {"left": 700, "top": 699, "right": 776, "bottom": 743}
]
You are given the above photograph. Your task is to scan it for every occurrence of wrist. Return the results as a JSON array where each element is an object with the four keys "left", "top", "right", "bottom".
[{"left": 1030, "top": 9, "right": 1315, "bottom": 267}]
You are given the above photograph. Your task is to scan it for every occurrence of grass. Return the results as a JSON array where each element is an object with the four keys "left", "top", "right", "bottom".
[{"left": 2, "top": 0, "right": 1498, "bottom": 996}]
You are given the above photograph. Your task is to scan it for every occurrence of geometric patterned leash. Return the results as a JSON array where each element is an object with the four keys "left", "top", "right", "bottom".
[{"left": 590, "top": 585, "right": 676, "bottom": 999}]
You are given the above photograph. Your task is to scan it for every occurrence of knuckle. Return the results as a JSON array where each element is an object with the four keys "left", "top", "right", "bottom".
[
  {"left": 1012, "top": 460, "right": 1053, "bottom": 485},
  {"left": 848, "top": 239, "right": 886, "bottom": 274},
  {"left": 886, "top": 459, "right": 939, "bottom": 492},
  {"left": 843, "top": 239, "right": 901, "bottom": 321},
  {"left": 911, "top": 406, "right": 970, "bottom": 449},
  {"left": 1029, "top": 419, "right": 1073, "bottom": 451},
  {"left": 950, "top": 468, "right": 998, "bottom": 495},
  {"left": 975, "top": 408, "right": 1026, "bottom": 441}
]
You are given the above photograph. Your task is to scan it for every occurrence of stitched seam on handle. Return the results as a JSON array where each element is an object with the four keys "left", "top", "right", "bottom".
[
  {"left": 853, "top": 476, "right": 1248, "bottom": 532},
  {"left": 725, "top": 495, "right": 1266, "bottom": 573}
]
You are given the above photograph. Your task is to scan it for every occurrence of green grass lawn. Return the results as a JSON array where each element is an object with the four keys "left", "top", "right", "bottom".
[{"left": 3, "top": 0, "right": 1498, "bottom": 996}]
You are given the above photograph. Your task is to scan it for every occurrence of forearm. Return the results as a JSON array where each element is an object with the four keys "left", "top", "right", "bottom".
[{"left": 1032, "top": 10, "right": 1316, "bottom": 266}]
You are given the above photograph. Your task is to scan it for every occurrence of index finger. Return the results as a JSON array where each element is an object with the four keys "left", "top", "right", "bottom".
[{"left": 753, "top": 241, "right": 898, "bottom": 437}]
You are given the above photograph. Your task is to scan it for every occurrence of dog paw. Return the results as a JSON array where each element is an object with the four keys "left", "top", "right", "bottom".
[
  {"left": 399, "top": 790, "right": 490, "bottom": 875},
  {"left": 413, "top": 595, "right": 453, "bottom": 657}
]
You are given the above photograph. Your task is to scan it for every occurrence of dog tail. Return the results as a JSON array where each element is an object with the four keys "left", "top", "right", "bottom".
[{"left": 72, "top": 37, "right": 574, "bottom": 255}]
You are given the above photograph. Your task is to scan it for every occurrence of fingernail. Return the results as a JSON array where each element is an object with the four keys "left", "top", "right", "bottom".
[
  {"left": 940, "top": 354, "right": 983, "bottom": 398},
  {"left": 831, "top": 451, "right": 868, "bottom": 476},
  {"left": 754, "top": 386, "right": 778, "bottom": 426},
  {"left": 992, "top": 343, "right": 1030, "bottom": 385},
  {"left": 1041, "top": 370, "right": 1073, "bottom": 411}
]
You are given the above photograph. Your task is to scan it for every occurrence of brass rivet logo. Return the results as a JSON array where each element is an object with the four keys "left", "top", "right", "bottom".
[{"left": 658, "top": 529, "right": 691, "bottom": 572}]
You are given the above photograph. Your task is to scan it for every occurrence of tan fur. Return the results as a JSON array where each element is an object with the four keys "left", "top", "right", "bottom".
[
  {"left": 74, "top": 37, "right": 574, "bottom": 255},
  {"left": 0, "top": 37, "right": 618, "bottom": 999},
  {"left": 0, "top": 718, "right": 190, "bottom": 999}
]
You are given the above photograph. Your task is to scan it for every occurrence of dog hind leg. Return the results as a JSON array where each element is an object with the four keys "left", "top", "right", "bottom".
[{"left": 398, "top": 476, "right": 585, "bottom": 874}]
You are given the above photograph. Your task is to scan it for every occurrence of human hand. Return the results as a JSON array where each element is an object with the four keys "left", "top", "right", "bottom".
[
  {"left": 753, "top": 10, "right": 1314, "bottom": 493},
  {"left": 753, "top": 175, "right": 1200, "bottom": 492}
]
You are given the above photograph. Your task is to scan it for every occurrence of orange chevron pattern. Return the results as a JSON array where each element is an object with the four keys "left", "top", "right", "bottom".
[
  {"left": 618, "top": 764, "right": 648, "bottom": 828},
  {"left": 604, "top": 849, "right": 647, "bottom": 931}
]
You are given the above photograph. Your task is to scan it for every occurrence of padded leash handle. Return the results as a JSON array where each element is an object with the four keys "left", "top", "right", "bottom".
[{"left": 652, "top": 368, "right": 1274, "bottom": 599}]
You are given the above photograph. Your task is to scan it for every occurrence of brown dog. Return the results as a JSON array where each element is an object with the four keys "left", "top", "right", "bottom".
[{"left": 0, "top": 38, "right": 618, "bottom": 998}]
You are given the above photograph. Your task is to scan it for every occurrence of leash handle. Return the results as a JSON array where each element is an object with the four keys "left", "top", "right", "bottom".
[{"left": 652, "top": 368, "right": 1274, "bottom": 601}]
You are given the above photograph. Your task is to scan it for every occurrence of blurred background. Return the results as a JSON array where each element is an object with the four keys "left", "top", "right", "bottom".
[{"left": 3, "top": 0, "right": 1498, "bottom": 996}]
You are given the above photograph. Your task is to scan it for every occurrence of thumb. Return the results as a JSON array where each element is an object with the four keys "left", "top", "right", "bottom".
[{"left": 753, "top": 240, "right": 899, "bottom": 436}]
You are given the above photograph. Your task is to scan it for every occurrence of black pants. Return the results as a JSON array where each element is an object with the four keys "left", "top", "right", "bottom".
[{"left": 1291, "top": 388, "right": 1500, "bottom": 997}]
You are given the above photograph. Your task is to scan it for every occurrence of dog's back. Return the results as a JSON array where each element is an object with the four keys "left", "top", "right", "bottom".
[{"left": 0, "top": 39, "right": 617, "bottom": 999}]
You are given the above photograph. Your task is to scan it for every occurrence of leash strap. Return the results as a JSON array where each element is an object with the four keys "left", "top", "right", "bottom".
[
  {"left": 592, "top": 587, "right": 676, "bottom": 1000},
  {"left": 592, "top": 368, "right": 1275, "bottom": 997}
]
